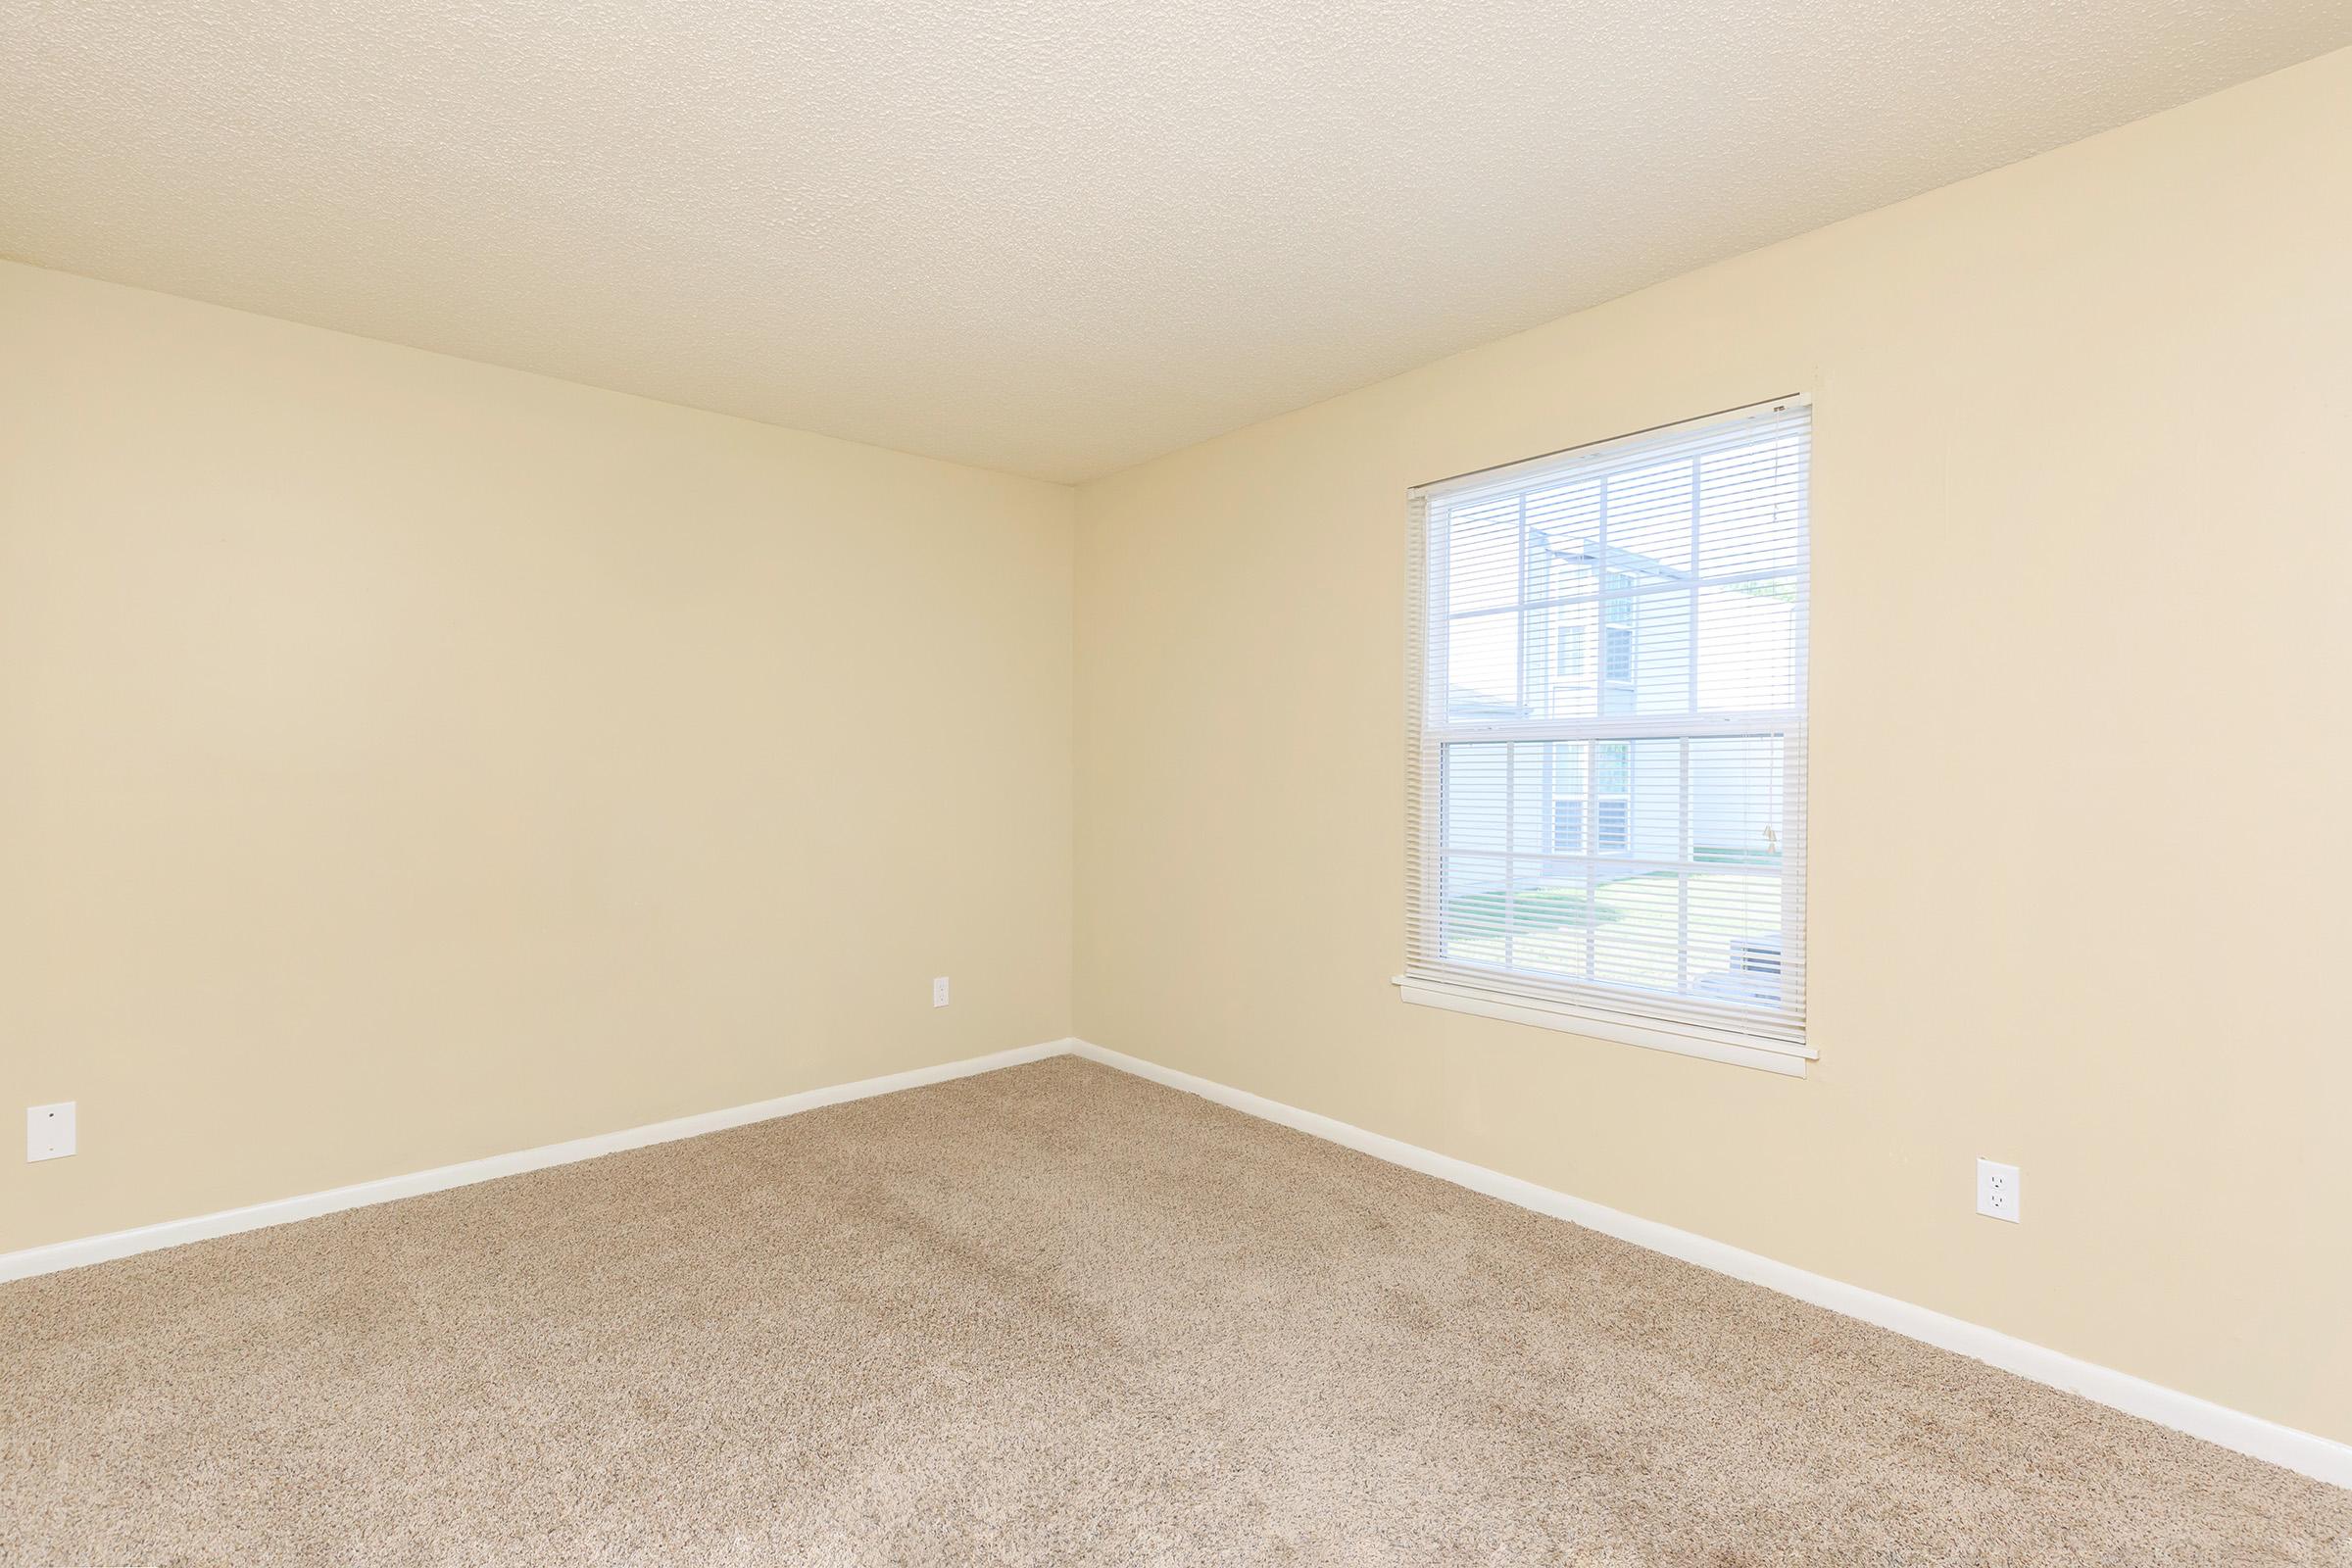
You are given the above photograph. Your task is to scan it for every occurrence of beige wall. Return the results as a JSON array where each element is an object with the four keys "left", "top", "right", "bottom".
[
  {"left": 0, "top": 261, "right": 1075, "bottom": 1254},
  {"left": 5, "top": 48, "right": 2346, "bottom": 1446},
  {"left": 1074, "top": 48, "right": 2352, "bottom": 1443}
]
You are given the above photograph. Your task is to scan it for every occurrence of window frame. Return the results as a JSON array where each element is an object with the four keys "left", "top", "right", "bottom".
[{"left": 1397, "top": 396, "right": 1814, "bottom": 1077}]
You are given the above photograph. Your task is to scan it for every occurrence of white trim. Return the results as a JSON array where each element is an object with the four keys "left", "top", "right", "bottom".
[
  {"left": 10, "top": 1032, "right": 2344, "bottom": 1491},
  {"left": 1396, "top": 977, "right": 1811, "bottom": 1076},
  {"left": 1405, "top": 400, "right": 1812, "bottom": 1060},
  {"left": 1426, "top": 708, "right": 1801, "bottom": 743},
  {"left": 0, "top": 1039, "right": 1076, "bottom": 1285},
  {"left": 1069, "top": 1039, "right": 2352, "bottom": 1491}
]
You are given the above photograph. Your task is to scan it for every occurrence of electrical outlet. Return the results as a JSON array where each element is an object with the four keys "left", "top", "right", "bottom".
[
  {"left": 1976, "top": 1157, "right": 2020, "bottom": 1223},
  {"left": 932, "top": 976, "right": 951, "bottom": 1007},
  {"left": 26, "top": 1102, "right": 75, "bottom": 1162}
]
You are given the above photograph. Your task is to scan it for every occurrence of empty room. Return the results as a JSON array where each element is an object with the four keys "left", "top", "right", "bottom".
[{"left": 4, "top": 2, "right": 2349, "bottom": 1561}]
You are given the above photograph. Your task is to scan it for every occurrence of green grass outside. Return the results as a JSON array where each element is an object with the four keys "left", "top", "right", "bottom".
[
  {"left": 1446, "top": 885, "right": 1623, "bottom": 929},
  {"left": 1445, "top": 868, "right": 1784, "bottom": 991}
]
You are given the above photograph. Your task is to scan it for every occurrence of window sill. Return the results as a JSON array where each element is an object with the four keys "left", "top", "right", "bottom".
[{"left": 1394, "top": 976, "right": 1812, "bottom": 1077}]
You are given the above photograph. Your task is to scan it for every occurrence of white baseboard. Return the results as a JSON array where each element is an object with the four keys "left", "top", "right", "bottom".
[
  {"left": 10, "top": 1033, "right": 2344, "bottom": 1490},
  {"left": 1069, "top": 1039, "right": 2352, "bottom": 1491},
  {"left": 0, "top": 1038, "right": 1077, "bottom": 1286}
]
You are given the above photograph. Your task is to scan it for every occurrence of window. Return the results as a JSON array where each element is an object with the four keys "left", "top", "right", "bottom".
[
  {"left": 1401, "top": 398, "right": 1811, "bottom": 1074},
  {"left": 1554, "top": 622, "right": 1585, "bottom": 677},
  {"left": 1593, "top": 797, "right": 1631, "bottom": 856},
  {"left": 1601, "top": 572, "right": 1636, "bottom": 685},
  {"left": 1551, "top": 744, "right": 1630, "bottom": 856},
  {"left": 1550, "top": 796, "right": 1584, "bottom": 853}
]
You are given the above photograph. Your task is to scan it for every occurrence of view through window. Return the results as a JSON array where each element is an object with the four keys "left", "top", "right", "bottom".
[{"left": 1404, "top": 400, "right": 1810, "bottom": 1056}]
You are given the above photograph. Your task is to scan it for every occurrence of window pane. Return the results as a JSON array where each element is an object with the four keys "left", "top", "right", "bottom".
[
  {"left": 1439, "top": 855, "right": 1510, "bottom": 965},
  {"left": 1444, "top": 497, "right": 1522, "bottom": 614},
  {"left": 1440, "top": 744, "right": 1509, "bottom": 853},
  {"left": 1696, "top": 581, "right": 1801, "bottom": 711},
  {"left": 1524, "top": 478, "right": 1601, "bottom": 557},
  {"left": 1506, "top": 860, "right": 1592, "bottom": 979},
  {"left": 1604, "top": 461, "right": 1695, "bottom": 575},
  {"left": 1554, "top": 615, "right": 1588, "bottom": 677},
  {"left": 1695, "top": 438, "right": 1805, "bottom": 577},
  {"left": 1591, "top": 872, "right": 1685, "bottom": 993},
  {"left": 1690, "top": 736, "right": 1788, "bottom": 866},
  {"left": 1686, "top": 872, "right": 1788, "bottom": 1005},
  {"left": 1616, "top": 581, "right": 1695, "bottom": 717},
  {"left": 1446, "top": 611, "right": 1521, "bottom": 718},
  {"left": 1440, "top": 742, "right": 1550, "bottom": 857}
]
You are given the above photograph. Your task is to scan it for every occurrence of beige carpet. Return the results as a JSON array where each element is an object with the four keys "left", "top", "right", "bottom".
[{"left": 3, "top": 1057, "right": 2345, "bottom": 1565}]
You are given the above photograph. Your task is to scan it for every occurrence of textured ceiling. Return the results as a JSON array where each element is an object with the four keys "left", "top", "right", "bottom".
[{"left": 4, "top": 3, "right": 2344, "bottom": 482}]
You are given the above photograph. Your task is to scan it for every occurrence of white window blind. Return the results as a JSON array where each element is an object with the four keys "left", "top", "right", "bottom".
[{"left": 1403, "top": 398, "right": 1811, "bottom": 1068}]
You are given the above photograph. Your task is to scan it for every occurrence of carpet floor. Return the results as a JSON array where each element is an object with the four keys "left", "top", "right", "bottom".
[{"left": 3, "top": 1055, "right": 2345, "bottom": 1565}]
